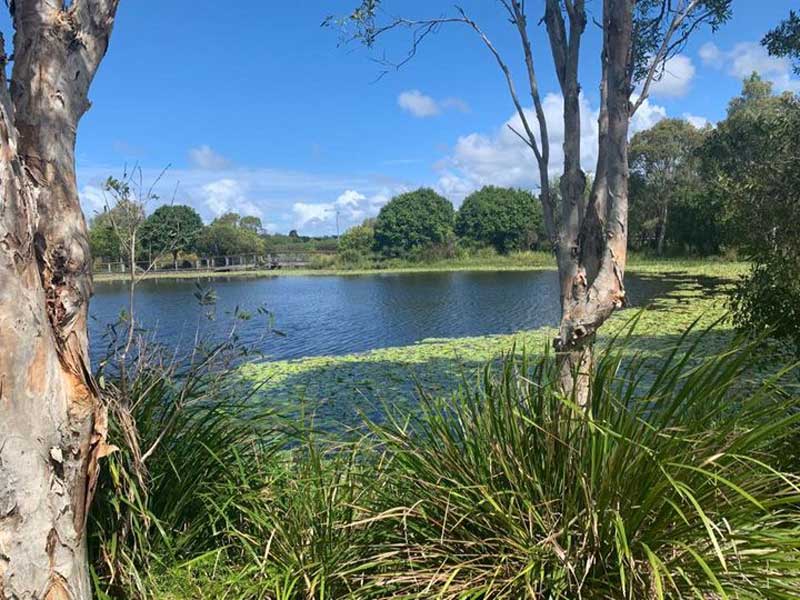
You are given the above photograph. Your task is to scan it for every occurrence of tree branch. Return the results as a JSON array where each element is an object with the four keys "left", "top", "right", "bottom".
[{"left": 632, "top": 0, "right": 701, "bottom": 114}]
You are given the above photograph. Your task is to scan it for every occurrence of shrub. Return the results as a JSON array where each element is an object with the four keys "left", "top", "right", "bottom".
[
  {"left": 338, "top": 220, "right": 375, "bottom": 256},
  {"left": 364, "top": 331, "right": 800, "bottom": 598},
  {"left": 92, "top": 324, "right": 800, "bottom": 598},
  {"left": 373, "top": 188, "right": 454, "bottom": 257},
  {"left": 702, "top": 90, "right": 800, "bottom": 350},
  {"left": 455, "top": 186, "right": 546, "bottom": 253}
]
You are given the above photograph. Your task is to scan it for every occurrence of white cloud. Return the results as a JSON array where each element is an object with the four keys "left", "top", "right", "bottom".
[
  {"left": 682, "top": 113, "right": 711, "bottom": 128},
  {"left": 188, "top": 144, "right": 232, "bottom": 170},
  {"left": 79, "top": 184, "right": 108, "bottom": 216},
  {"left": 434, "top": 93, "right": 668, "bottom": 203},
  {"left": 649, "top": 54, "right": 696, "bottom": 98},
  {"left": 291, "top": 187, "right": 403, "bottom": 233},
  {"left": 292, "top": 202, "right": 334, "bottom": 229},
  {"left": 631, "top": 97, "right": 667, "bottom": 133},
  {"left": 441, "top": 97, "right": 471, "bottom": 113},
  {"left": 398, "top": 90, "right": 441, "bottom": 117},
  {"left": 398, "top": 90, "right": 470, "bottom": 118},
  {"left": 699, "top": 41, "right": 800, "bottom": 93},
  {"left": 202, "top": 178, "right": 262, "bottom": 219}
]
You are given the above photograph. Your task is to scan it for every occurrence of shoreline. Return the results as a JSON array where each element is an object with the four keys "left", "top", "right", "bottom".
[{"left": 93, "top": 256, "right": 748, "bottom": 283}]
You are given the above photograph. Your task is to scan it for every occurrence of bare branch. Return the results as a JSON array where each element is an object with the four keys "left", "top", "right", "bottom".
[
  {"left": 507, "top": 123, "right": 535, "bottom": 150},
  {"left": 632, "top": 0, "right": 701, "bottom": 114}
]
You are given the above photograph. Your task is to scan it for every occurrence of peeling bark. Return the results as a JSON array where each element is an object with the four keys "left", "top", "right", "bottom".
[
  {"left": 550, "top": 0, "right": 633, "bottom": 405},
  {"left": 0, "top": 1, "right": 119, "bottom": 598}
]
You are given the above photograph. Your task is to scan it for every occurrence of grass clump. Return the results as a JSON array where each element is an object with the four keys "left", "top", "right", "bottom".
[
  {"left": 363, "top": 330, "right": 800, "bottom": 598},
  {"left": 91, "top": 325, "right": 800, "bottom": 598}
]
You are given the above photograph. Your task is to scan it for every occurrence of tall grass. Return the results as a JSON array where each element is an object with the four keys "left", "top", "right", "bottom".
[
  {"left": 364, "top": 330, "right": 800, "bottom": 598},
  {"left": 89, "top": 328, "right": 282, "bottom": 598},
  {"left": 90, "top": 324, "right": 800, "bottom": 599}
]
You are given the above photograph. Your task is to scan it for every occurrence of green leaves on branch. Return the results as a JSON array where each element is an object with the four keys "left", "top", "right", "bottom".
[{"left": 762, "top": 10, "right": 800, "bottom": 74}]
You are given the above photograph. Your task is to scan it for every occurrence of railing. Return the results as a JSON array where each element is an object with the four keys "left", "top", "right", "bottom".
[{"left": 93, "top": 251, "right": 336, "bottom": 274}]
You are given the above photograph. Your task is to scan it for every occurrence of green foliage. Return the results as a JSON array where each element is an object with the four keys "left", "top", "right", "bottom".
[
  {"left": 726, "top": 72, "right": 775, "bottom": 115},
  {"left": 631, "top": 1, "right": 732, "bottom": 83},
  {"left": 455, "top": 186, "right": 545, "bottom": 254},
  {"left": 628, "top": 118, "right": 709, "bottom": 253},
  {"left": 89, "top": 333, "right": 281, "bottom": 598},
  {"left": 240, "top": 215, "right": 263, "bottom": 233},
  {"left": 95, "top": 321, "right": 800, "bottom": 598},
  {"left": 702, "top": 86, "right": 800, "bottom": 350},
  {"left": 88, "top": 177, "right": 147, "bottom": 263},
  {"left": 763, "top": 10, "right": 800, "bottom": 74},
  {"left": 139, "top": 205, "right": 204, "bottom": 263},
  {"left": 89, "top": 212, "right": 122, "bottom": 261},
  {"left": 365, "top": 329, "right": 800, "bottom": 598},
  {"left": 338, "top": 219, "right": 375, "bottom": 260},
  {"left": 373, "top": 188, "right": 454, "bottom": 257},
  {"left": 195, "top": 213, "right": 266, "bottom": 256}
]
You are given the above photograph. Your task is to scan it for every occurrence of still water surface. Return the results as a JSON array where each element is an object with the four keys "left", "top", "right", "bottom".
[{"left": 89, "top": 271, "right": 678, "bottom": 364}]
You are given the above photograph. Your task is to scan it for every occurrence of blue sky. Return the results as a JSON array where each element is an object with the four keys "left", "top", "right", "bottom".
[{"left": 9, "top": 1, "right": 797, "bottom": 235}]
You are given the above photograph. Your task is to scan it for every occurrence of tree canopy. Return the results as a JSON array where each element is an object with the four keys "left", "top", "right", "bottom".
[
  {"left": 701, "top": 78, "right": 800, "bottom": 349},
  {"left": 140, "top": 204, "right": 204, "bottom": 264},
  {"left": 455, "top": 186, "right": 545, "bottom": 254},
  {"left": 628, "top": 118, "right": 706, "bottom": 254},
  {"left": 373, "top": 188, "right": 454, "bottom": 257},
  {"left": 196, "top": 213, "right": 266, "bottom": 257},
  {"left": 762, "top": 10, "right": 800, "bottom": 74},
  {"left": 339, "top": 219, "right": 376, "bottom": 256}
]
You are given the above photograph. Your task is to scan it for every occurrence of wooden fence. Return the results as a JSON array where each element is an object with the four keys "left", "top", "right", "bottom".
[{"left": 93, "top": 251, "right": 336, "bottom": 274}]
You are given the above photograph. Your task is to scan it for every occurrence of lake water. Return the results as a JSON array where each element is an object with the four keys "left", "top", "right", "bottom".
[{"left": 89, "top": 270, "right": 683, "bottom": 364}]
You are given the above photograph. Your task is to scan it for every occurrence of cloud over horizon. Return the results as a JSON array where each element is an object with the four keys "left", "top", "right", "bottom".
[
  {"left": 699, "top": 41, "right": 800, "bottom": 93},
  {"left": 78, "top": 162, "right": 411, "bottom": 236},
  {"left": 434, "top": 93, "right": 670, "bottom": 202},
  {"left": 398, "top": 90, "right": 470, "bottom": 118}
]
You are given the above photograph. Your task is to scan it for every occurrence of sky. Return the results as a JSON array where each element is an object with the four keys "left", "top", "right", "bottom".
[{"left": 5, "top": 1, "right": 797, "bottom": 236}]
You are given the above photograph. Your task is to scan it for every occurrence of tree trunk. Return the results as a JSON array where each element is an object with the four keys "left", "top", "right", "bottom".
[
  {"left": 555, "top": 0, "right": 633, "bottom": 405},
  {"left": 0, "top": 2, "right": 119, "bottom": 598},
  {"left": 656, "top": 201, "right": 668, "bottom": 256}
]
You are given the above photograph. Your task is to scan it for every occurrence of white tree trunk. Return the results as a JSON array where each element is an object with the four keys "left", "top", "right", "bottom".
[{"left": 0, "top": 2, "right": 119, "bottom": 597}]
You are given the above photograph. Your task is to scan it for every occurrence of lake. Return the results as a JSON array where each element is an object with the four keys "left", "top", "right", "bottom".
[{"left": 89, "top": 270, "right": 685, "bottom": 364}]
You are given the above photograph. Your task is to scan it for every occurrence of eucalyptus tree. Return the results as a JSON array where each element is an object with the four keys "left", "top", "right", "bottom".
[
  {"left": 0, "top": 1, "right": 120, "bottom": 597},
  {"left": 628, "top": 118, "right": 706, "bottom": 255},
  {"left": 328, "top": 0, "right": 731, "bottom": 400}
]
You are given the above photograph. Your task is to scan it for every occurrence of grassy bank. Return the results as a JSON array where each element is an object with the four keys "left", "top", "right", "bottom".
[{"left": 93, "top": 252, "right": 748, "bottom": 283}]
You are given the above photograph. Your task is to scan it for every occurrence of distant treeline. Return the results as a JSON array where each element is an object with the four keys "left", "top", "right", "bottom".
[{"left": 89, "top": 206, "right": 339, "bottom": 266}]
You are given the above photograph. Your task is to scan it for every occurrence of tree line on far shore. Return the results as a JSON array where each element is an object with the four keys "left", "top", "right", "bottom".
[{"left": 91, "top": 73, "right": 792, "bottom": 270}]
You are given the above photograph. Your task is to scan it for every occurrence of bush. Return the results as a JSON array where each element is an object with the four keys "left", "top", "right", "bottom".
[
  {"left": 455, "top": 186, "right": 546, "bottom": 253},
  {"left": 373, "top": 188, "right": 454, "bottom": 257},
  {"left": 702, "top": 91, "right": 800, "bottom": 350},
  {"left": 363, "top": 331, "right": 800, "bottom": 598},
  {"left": 338, "top": 220, "right": 375, "bottom": 256},
  {"left": 731, "top": 251, "right": 800, "bottom": 351}
]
